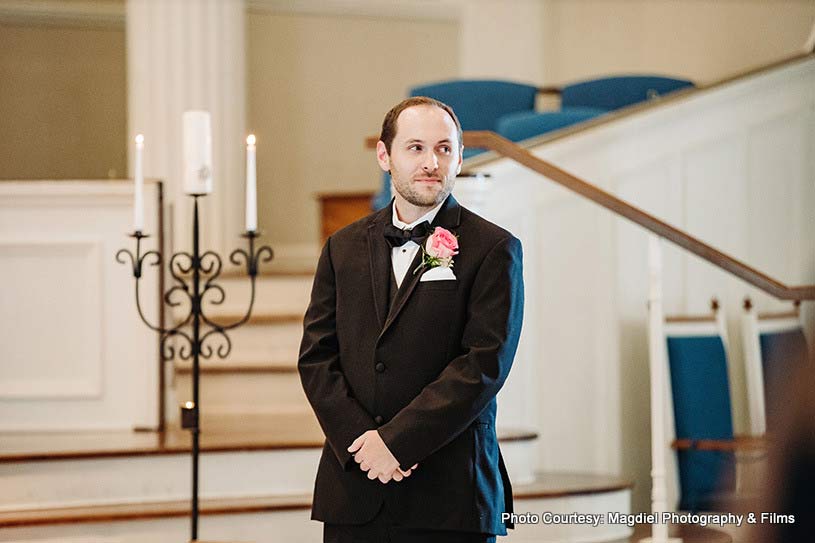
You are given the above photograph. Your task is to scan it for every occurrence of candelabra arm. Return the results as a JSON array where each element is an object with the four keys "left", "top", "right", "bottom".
[
  {"left": 116, "top": 234, "right": 197, "bottom": 354},
  {"left": 197, "top": 233, "right": 273, "bottom": 332},
  {"left": 133, "top": 276, "right": 169, "bottom": 334},
  {"left": 199, "top": 273, "right": 257, "bottom": 332}
]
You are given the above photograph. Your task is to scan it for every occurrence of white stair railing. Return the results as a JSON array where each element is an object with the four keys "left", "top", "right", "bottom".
[{"left": 644, "top": 235, "right": 681, "bottom": 543}]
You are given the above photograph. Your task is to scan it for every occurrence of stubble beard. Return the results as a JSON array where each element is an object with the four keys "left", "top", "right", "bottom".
[{"left": 393, "top": 175, "right": 453, "bottom": 208}]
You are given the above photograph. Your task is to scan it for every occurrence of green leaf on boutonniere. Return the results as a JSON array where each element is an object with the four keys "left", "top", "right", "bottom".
[{"left": 413, "top": 244, "right": 455, "bottom": 275}]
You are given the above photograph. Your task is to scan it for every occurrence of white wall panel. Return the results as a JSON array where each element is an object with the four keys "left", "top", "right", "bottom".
[{"left": 0, "top": 239, "right": 103, "bottom": 399}]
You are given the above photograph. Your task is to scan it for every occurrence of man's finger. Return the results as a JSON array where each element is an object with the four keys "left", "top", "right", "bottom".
[
  {"left": 347, "top": 435, "right": 366, "bottom": 453},
  {"left": 400, "top": 468, "right": 412, "bottom": 477},
  {"left": 378, "top": 472, "right": 391, "bottom": 484},
  {"left": 359, "top": 462, "right": 370, "bottom": 471},
  {"left": 411, "top": 464, "right": 418, "bottom": 470},
  {"left": 367, "top": 470, "right": 379, "bottom": 480},
  {"left": 392, "top": 471, "right": 403, "bottom": 482}
]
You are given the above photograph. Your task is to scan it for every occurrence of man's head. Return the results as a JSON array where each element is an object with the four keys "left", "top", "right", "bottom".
[{"left": 377, "top": 97, "right": 463, "bottom": 211}]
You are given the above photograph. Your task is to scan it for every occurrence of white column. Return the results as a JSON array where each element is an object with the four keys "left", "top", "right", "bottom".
[
  {"left": 126, "top": 0, "right": 246, "bottom": 254},
  {"left": 456, "top": 0, "right": 546, "bottom": 83}
]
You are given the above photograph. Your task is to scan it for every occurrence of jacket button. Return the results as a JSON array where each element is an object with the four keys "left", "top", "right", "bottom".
[
  {"left": 374, "top": 415, "right": 384, "bottom": 425},
  {"left": 375, "top": 362, "right": 386, "bottom": 373}
]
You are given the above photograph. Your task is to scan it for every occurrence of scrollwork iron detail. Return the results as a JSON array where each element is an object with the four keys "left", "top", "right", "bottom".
[{"left": 117, "top": 229, "right": 272, "bottom": 361}]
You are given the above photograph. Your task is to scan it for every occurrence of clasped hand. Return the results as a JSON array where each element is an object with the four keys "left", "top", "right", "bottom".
[{"left": 348, "top": 430, "right": 418, "bottom": 484}]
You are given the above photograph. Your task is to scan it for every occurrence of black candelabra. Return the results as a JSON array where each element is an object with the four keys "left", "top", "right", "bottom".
[{"left": 117, "top": 195, "right": 272, "bottom": 541}]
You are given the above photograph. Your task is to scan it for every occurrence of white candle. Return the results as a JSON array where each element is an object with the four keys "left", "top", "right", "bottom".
[
  {"left": 134, "top": 134, "right": 145, "bottom": 232},
  {"left": 245, "top": 134, "right": 257, "bottom": 232},
  {"left": 182, "top": 111, "right": 213, "bottom": 195}
]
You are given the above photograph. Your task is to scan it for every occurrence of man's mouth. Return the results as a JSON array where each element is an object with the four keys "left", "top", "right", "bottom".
[{"left": 415, "top": 177, "right": 441, "bottom": 183}]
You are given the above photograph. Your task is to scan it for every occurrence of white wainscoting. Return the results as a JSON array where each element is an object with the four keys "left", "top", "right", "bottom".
[
  {"left": 0, "top": 181, "right": 161, "bottom": 431},
  {"left": 469, "top": 55, "right": 815, "bottom": 510}
]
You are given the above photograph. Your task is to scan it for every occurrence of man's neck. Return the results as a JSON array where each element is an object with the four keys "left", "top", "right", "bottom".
[{"left": 393, "top": 197, "right": 435, "bottom": 225}]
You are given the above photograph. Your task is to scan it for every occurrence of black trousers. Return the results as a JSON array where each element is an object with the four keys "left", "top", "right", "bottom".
[{"left": 323, "top": 503, "right": 497, "bottom": 543}]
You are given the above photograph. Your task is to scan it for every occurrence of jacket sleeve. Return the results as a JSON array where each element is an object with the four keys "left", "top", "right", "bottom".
[
  {"left": 377, "top": 235, "right": 524, "bottom": 469},
  {"left": 297, "top": 236, "right": 377, "bottom": 469}
]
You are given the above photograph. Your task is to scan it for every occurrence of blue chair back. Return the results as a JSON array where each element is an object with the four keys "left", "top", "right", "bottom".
[
  {"left": 496, "top": 108, "right": 606, "bottom": 143},
  {"left": 666, "top": 331, "right": 736, "bottom": 511},
  {"left": 561, "top": 76, "right": 694, "bottom": 111},
  {"left": 410, "top": 79, "right": 539, "bottom": 132}
]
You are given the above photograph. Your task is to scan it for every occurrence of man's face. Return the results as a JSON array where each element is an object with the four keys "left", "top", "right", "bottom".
[{"left": 377, "top": 105, "right": 462, "bottom": 209}]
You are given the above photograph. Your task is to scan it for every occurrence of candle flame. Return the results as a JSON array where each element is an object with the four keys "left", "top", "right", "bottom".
[
  {"left": 135, "top": 134, "right": 144, "bottom": 145},
  {"left": 185, "top": 401, "right": 194, "bottom": 409},
  {"left": 246, "top": 134, "right": 256, "bottom": 146}
]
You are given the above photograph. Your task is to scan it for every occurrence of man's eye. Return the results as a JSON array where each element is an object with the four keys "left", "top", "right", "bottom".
[
  {"left": 409, "top": 145, "right": 422, "bottom": 151},
  {"left": 439, "top": 146, "right": 451, "bottom": 154}
]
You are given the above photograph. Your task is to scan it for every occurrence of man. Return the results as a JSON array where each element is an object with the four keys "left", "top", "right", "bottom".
[{"left": 298, "top": 96, "right": 524, "bottom": 542}]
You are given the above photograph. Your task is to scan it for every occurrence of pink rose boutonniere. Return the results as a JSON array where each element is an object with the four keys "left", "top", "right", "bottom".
[{"left": 413, "top": 226, "right": 459, "bottom": 275}]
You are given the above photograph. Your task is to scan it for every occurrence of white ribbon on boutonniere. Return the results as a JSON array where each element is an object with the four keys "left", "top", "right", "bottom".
[{"left": 413, "top": 226, "right": 459, "bottom": 275}]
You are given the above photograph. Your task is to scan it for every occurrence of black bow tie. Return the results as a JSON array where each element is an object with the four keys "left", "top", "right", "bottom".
[{"left": 383, "top": 221, "right": 432, "bottom": 248}]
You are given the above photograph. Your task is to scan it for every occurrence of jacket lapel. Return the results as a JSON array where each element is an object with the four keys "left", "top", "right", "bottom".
[
  {"left": 379, "top": 194, "right": 462, "bottom": 339},
  {"left": 367, "top": 202, "right": 393, "bottom": 331}
]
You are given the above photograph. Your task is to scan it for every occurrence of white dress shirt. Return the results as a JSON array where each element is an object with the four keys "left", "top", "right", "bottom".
[{"left": 390, "top": 201, "right": 443, "bottom": 288}]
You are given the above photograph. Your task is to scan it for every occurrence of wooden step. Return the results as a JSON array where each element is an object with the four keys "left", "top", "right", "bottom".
[
  {"left": 512, "top": 471, "right": 632, "bottom": 500},
  {"left": 0, "top": 412, "right": 325, "bottom": 462},
  {"left": 619, "top": 524, "right": 732, "bottom": 543},
  {"left": 174, "top": 368, "right": 309, "bottom": 417},
  {"left": 170, "top": 320, "right": 302, "bottom": 364},
  {"left": 0, "top": 494, "right": 312, "bottom": 528},
  {"left": 0, "top": 421, "right": 537, "bottom": 463},
  {"left": 175, "top": 358, "right": 296, "bottom": 374},
  {"left": 220, "top": 263, "right": 317, "bottom": 278},
  {"left": 0, "top": 471, "right": 629, "bottom": 529},
  {"left": 172, "top": 311, "right": 304, "bottom": 328},
  {"left": 175, "top": 359, "right": 297, "bottom": 374},
  {"left": 168, "top": 274, "right": 313, "bottom": 323}
]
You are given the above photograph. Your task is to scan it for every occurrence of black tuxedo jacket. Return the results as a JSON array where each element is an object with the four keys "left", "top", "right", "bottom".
[{"left": 298, "top": 194, "right": 524, "bottom": 535}]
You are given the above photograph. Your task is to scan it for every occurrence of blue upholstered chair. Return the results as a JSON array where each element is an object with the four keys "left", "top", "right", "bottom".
[
  {"left": 664, "top": 301, "right": 765, "bottom": 513},
  {"left": 665, "top": 307, "right": 736, "bottom": 512},
  {"left": 560, "top": 75, "right": 694, "bottom": 112},
  {"left": 742, "top": 299, "right": 811, "bottom": 436},
  {"left": 495, "top": 107, "right": 606, "bottom": 143},
  {"left": 410, "top": 80, "right": 539, "bottom": 147},
  {"left": 372, "top": 80, "right": 539, "bottom": 210}
]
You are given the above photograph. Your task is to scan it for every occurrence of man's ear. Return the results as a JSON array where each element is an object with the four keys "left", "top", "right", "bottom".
[{"left": 376, "top": 141, "right": 391, "bottom": 173}]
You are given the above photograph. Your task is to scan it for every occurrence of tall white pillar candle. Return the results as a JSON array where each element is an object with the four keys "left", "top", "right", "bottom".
[
  {"left": 134, "top": 134, "right": 145, "bottom": 232},
  {"left": 182, "top": 111, "right": 213, "bottom": 195},
  {"left": 245, "top": 134, "right": 257, "bottom": 232}
]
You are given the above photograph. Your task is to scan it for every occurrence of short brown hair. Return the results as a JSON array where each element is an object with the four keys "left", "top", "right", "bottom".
[{"left": 379, "top": 96, "right": 463, "bottom": 154}]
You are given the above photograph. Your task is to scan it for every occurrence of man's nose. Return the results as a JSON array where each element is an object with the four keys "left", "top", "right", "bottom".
[{"left": 422, "top": 151, "right": 439, "bottom": 172}]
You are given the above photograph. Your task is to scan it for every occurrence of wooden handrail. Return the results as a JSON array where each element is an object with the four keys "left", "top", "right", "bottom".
[
  {"left": 463, "top": 131, "right": 814, "bottom": 302},
  {"left": 672, "top": 435, "right": 768, "bottom": 452}
]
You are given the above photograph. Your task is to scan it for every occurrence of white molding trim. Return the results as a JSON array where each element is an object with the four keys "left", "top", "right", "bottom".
[
  {"left": 0, "top": 1, "right": 125, "bottom": 29},
  {"left": 246, "top": 0, "right": 461, "bottom": 22}
]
